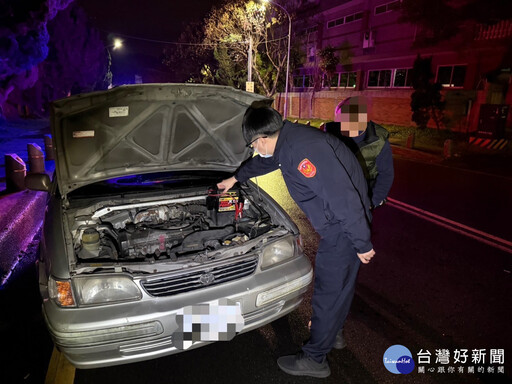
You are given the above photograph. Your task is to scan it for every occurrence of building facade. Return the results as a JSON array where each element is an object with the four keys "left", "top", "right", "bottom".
[{"left": 277, "top": 0, "right": 511, "bottom": 137}]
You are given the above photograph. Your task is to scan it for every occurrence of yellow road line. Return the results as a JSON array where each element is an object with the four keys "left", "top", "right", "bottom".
[{"left": 45, "top": 347, "right": 75, "bottom": 384}]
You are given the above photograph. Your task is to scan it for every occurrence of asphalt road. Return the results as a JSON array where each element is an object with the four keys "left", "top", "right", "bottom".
[{"left": 1, "top": 157, "right": 511, "bottom": 384}]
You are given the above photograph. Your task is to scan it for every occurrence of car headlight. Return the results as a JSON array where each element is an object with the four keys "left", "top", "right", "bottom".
[
  {"left": 260, "top": 236, "right": 296, "bottom": 270},
  {"left": 73, "top": 275, "right": 142, "bottom": 306},
  {"left": 49, "top": 275, "right": 142, "bottom": 307}
]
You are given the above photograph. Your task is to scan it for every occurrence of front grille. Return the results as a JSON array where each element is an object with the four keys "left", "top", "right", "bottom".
[{"left": 141, "top": 256, "right": 259, "bottom": 297}]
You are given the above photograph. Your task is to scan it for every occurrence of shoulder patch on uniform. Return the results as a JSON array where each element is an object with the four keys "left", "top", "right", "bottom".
[{"left": 298, "top": 158, "right": 317, "bottom": 178}]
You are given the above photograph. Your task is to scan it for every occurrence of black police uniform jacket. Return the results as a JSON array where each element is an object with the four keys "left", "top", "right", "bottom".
[{"left": 235, "top": 121, "right": 373, "bottom": 254}]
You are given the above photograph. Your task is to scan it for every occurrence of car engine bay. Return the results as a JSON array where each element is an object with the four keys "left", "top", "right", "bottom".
[{"left": 68, "top": 187, "right": 281, "bottom": 266}]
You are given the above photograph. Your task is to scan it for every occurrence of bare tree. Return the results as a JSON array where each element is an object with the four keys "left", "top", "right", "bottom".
[
  {"left": 203, "top": 0, "right": 292, "bottom": 96},
  {"left": 162, "top": 22, "right": 215, "bottom": 83},
  {"left": 318, "top": 46, "right": 339, "bottom": 90}
]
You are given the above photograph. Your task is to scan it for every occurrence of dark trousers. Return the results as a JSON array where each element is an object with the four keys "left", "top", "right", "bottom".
[{"left": 302, "top": 224, "right": 361, "bottom": 362}]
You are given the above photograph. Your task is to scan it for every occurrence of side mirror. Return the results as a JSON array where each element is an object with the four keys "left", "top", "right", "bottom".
[{"left": 25, "top": 173, "right": 51, "bottom": 192}]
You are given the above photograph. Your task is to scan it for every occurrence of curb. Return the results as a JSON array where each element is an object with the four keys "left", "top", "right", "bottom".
[
  {"left": 391, "top": 143, "right": 512, "bottom": 180},
  {"left": 0, "top": 189, "right": 46, "bottom": 286},
  {"left": 390, "top": 144, "right": 444, "bottom": 163},
  {"left": 45, "top": 347, "right": 75, "bottom": 384}
]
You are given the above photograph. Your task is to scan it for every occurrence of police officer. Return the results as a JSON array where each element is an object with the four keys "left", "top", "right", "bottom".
[
  {"left": 218, "top": 104, "right": 375, "bottom": 378},
  {"left": 328, "top": 96, "right": 394, "bottom": 209}
]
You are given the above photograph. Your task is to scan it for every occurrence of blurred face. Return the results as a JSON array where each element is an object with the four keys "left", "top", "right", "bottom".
[
  {"left": 339, "top": 112, "right": 367, "bottom": 137},
  {"left": 336, "top": 98, "right": 368, "bottom": 137}
]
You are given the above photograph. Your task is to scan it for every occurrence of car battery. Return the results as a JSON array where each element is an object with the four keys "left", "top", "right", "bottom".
[
  {"left": 207, "top": 187, "right": 244, "bottom": 226},
  {"left": 218, "top": 191, "right": 240, "bottom": 212}
]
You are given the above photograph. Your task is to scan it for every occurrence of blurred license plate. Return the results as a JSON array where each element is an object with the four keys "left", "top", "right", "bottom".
[{"left": 173, "top": 298, "right": 244, "bottom": 350}]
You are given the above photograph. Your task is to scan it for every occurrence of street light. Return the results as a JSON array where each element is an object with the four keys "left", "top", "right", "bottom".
[
  {"left": 113, "top": 38, "right": 123, "bottom": 50},
  {"left": 262, "top": 0, "right": 291, "bottom": 119}
]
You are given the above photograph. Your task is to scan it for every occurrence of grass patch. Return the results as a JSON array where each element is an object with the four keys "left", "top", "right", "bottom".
[
  {"left": 286, "top": 118, "right": 326, "bottom": 129},
  {"left": 382, "top": 124, "right": 471, "bottom": 154}
]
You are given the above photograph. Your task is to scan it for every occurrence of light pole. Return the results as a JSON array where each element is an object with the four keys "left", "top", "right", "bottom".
[
  {"left": 248, "top": 35, "right": 253, "bottom": 83},
  {"left": 262, "top": 0, "right": 291, "bottom": 119},
  {"left": 104, "top": 38, "right": 123, "bottom": 89}
]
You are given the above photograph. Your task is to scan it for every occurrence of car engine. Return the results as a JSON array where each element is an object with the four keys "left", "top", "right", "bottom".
[{"left": 71, "top": 188, "right": 274, "bottom": 262}]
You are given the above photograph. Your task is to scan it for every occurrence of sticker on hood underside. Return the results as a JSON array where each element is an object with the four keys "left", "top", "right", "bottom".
[
  {"left": 109, "top": 106, "right": 129, "bottom": 117},
  {"left": 72, "top": 130, "right": 95, "bottom": 138}
]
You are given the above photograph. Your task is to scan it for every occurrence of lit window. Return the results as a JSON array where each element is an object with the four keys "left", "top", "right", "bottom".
[{"left": 437, "top": 65, "right": 466, "bottom": 87}]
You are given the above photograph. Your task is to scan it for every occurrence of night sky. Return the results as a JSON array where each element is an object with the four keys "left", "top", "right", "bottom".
[{"left": 76, "top": 0, "right": 222, "bottom": 57}]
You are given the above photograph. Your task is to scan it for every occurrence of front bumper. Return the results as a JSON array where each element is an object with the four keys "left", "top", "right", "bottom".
[{"left": 42, "top": 256, "right": 312, "bottom": 369}]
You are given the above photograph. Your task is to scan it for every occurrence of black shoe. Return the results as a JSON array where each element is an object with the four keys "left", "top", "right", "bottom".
[
  {"left": 277, "top": 352, "right": 331, "bottom": 378},
  {"left": 332, "top": 329, "right": 347, "bottom": 350}
]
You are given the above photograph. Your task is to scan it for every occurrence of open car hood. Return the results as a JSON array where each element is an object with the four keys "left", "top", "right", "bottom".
[{"left": 51, "top": 84, "right": 271, "bottom": 200}]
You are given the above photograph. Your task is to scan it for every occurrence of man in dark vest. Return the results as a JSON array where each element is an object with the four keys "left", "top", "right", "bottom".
[{"left": 327, "top": 96, "right": 394, "bottom": 209}]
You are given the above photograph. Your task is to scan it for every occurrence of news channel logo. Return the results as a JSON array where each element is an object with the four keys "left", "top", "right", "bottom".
[{"left": 383, "top": 345, "right": 415, "bottom": 374}]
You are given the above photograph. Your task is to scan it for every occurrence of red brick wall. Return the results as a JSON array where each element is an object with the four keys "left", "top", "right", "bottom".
[
  {"left": 370, "top": 96, "right": 414, "bottom": 126},
  {"left": 277, "top": 89, "right": 490, "bottom": 133},
  {"left": 283, "top": 90, "right": 414, "bottom": 125}
]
